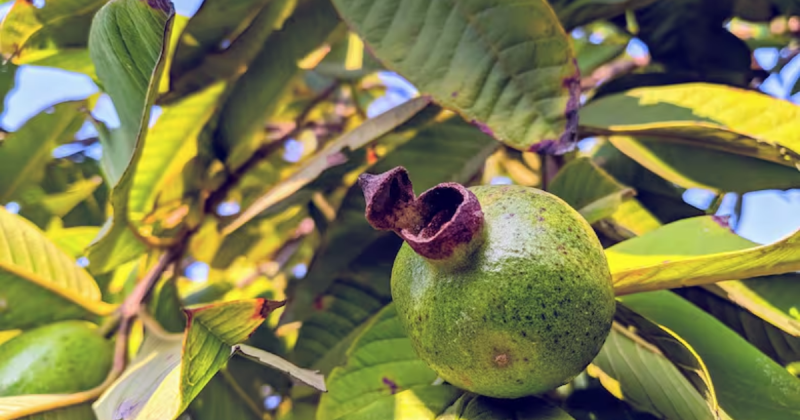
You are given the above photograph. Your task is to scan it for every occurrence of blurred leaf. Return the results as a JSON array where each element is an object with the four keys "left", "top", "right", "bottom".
[
  {"left": 0, "top": 207, "right": 114, "bottom": 330},
  {"left": 613, "top": 303, "right": 719, "bottom": 415},
  {"left": 85, "top": 0, "right": 175, "bottom": 274},
  {"left": 129, "top": 82, "right": 226, "bottom": 223},
  {"left": 94, "top": 298, "right": 283, "bottom": 420},
  {"left": 39, "top": 176, "right": 103, "bottom": 218},
  {"left": 548, "top": 157, "right": 634, "bottom": 224},
  {"left": 607, "top": 216, "right": 800, "bottom": 295},
  {"left": 574, "top": 40, "right": 627, "bottom": 77},
  {"left": 438, "top": 393, "right": 576, "bottom": 419},
  {"left": 45, "top": 225, "right": 100, "bottom": 258},
  {"left": 336, "top": 385, "right": 462, "bottom": 420},
  {"left": 676, "top": 286, "right": 800, "bottom": 366},
  {"left": 148, "top": 276, "right": 187, "bottom": 334},
  {"left": 333, "top": 0, "right": 579, "bottom": 153},
  {"left": 608, "top": 136, "right": 800, "bottom": 193},
  {"left": 164, "top": 0, "right": 297, "bottom": 103},
  {"left": 620, "top": 291, "right": 800, "bottom": 419},
  {"left": 225, "top": 96, "right": 431, "bottom": 235},
  {"left": 217, "top": 0, "right": 343, "bottom": 167},
  {"left": 318, "top": 304, "right": 457, "bottom": 419},
  {"left": 0, "top": 62, "right": 17, "bottom": 117},
  {"left": 0, "top": 0, "right": 104, "bottom": 76},
  {"left": 630, "top": 1, "right": 751, "bottom": 86},
  {"left": 562, "top": 382, "right": 660, "bottom": 420},
  {"left": 589, "top": 327, "right": 722, "bottom": 420},
  {"left": 185, "top": 374, "right": 261, "bottom": 420},
  {"left": 0, "top": 101, "right": 85, "bottom": 203},
  {"left": 0, "top": 396, "right": 97, "bottom": 420},
  {"left": 234, "top": 343, "right": 326, "bottom": 391},
  {"left": 580, "top": 83, "right": 800, "bottom": 168},
  {"left": 711, "top": 275, "right": 800, "bottom": 338},
  {"left": 285, "top": 115, "right": 498, "bottom": 324},
  {"left": 552, "top": 0, "right": 656, "bottom": 31}
]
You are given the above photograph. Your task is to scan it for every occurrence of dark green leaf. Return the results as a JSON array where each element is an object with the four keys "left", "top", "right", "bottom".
[
  {"left": 332, "top": 0, "right": 580, "bottom": 152},
  {"left": 217, "top": 0, "right": 343, "bottom": 167},
  {"left": 620, "top": 291, "right": 800, "bottom": 420},
  {"left": 438, "top": 393, "right": 576, "bottom": 419},
  {"left": 164, "top": 0, "right": 297, "bottom": 103},
  {"left": 185, "top": 374, "right": 261, "bottom": 420},
  {"left": 552, "top": 0, "right": 656, "bottom": 31},
  {"left": 85, "top": 0, "right": 175, "bottom": 274},
  {"left": 548, "top": 157, "right": 634, "bottom": 224}
]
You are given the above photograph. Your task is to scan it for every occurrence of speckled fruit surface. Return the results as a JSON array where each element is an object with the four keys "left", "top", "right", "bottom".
[
  {"left": 0, "top": 320, "right": 113, "bottom": 396},
  {"left": 390, "top": 185, "right": 615, "bottom": 399}
]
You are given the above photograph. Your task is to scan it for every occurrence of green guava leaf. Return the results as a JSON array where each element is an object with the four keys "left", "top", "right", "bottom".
[
  {"left": 0, "top": 207, "right": 114, "bottom": 330},
  {"left": 608, "top": 136, "right": 800, "bottom": 193},
  {"left": 84, "top": 0, "right": 175, "bottom": 274},
  {"left": 223, "top": 96, "right": 432, "bottom": 235},
  {"left": 284, "top": 114, "right": 498, "bottom": 325},
  {"left": 93, "top": 298, "right": 284, "bottom": 420},
  {"left": 606, "top": 216, "right": 800, "bottom": 296},
  {"left": 579, "top": 83, "right": 800, "bottom": 168},
  {"left": 234, "top": 343, "right": 326, "bottom": 391},
  {"left": 620, "top": 291, "right": 800, "bottom": 420},
  {"left": 317, "top": 304, "right": 456, "bottom": 420},
  {"left": 185, "top": 374, "right": 261, "bottom": 420},
  {"left": 0, "top": 0, "right": 104, "bottom": 76},
  {"left": 437, "top": 393, "right": 577, "bottom": 419},
  {"left": 163, "top": 0, "right": 297, "bottom": 103},
  {"left": 710, "top": 275, "right": 800, "bottom": 338},
  {"left": 613, "top": 304, "right": 719, "bottom": 416},
  {"left": 216, "top": 0, "right": 343, "bottom": 168},
  {"left": 551, "top": 0, "right": 656, "bottom": 31},
  {"left": 589, "top": 327, "right": 725, "bottom": 420},
  {"left": 129, "top": 82, "right": 226, "bottom": 224},
  {"left": 676, "top": 285, "right": 800, "bottom": 367},
  {"left": 38, "top": 176, "right": 103, "bottom": 218},
  {"left": 46, "top": 226, "right": 101, "bottom": 259},
  {"left": 331, "top": 0, "right": 580, "bottom": 153},
  {"left": 547, "top": 156, "right": 635, "bottom": 224},
  {"left": 0, "top": 101, "right": 86, "bottom": 204}
]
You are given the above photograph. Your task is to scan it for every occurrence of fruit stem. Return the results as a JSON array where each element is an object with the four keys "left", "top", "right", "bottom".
[{"left": 358, "top": 166, "right": 485, "bottom": 263}]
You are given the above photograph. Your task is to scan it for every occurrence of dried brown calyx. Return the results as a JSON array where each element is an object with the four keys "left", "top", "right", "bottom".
[{"left": 358, "top": 166, "right": 485, "bottom": 263}]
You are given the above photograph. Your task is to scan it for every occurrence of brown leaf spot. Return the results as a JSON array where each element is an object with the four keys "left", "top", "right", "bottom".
[{"left": 382, "top": 377, "right": 399, "bottom": 394}]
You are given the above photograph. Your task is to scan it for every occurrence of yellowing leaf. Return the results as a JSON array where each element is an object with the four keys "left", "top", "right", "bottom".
[
  {"left": 0, "top": 208, "right": 113, "bottom": 330},
  {"left": 607, "top": 216, "right": 800, "bottom": 295},
  {"left": 580, "top": 83, "right": 800, "bottom": 167}
]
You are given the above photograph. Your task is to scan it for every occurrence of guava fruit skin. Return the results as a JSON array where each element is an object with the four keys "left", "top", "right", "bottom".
[
  {"left": 0, "top": 320, "right": 114, "bottom": 396},
  {"left": 391, "top": 184, "right": 615, "bottom": 399}
]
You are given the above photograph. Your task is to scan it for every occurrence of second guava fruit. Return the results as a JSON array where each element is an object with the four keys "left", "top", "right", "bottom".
[
  {"left": 359, "top": 167, "right": 615, "bottom": 399},
  {"left": 0, "top": 320, "right": 114, "bottom": 396}
]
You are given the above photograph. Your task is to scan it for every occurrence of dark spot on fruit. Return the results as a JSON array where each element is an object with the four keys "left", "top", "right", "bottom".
[
  {"left": 523, "top": 357, "right": 529, "bottom": 362},
  {"left": 540, "top": 207, "right": 546, "bottom": 211},
  {"left": 520, "top": 331, "right": 527, "bottom": 337},
  {"left": 538, "top": 216, "right": 545, "bottom": 222},
  {"left": 525, "top": 315, "right": 532, "bottom": 321},
  {"left": 494, "top": 353, "right": 509, "bottom": 367},
  {"left": 516, "top": 379, "right": 524, "bottom": 384},
  {"left": 483, "top": 315, "right": 487, "bottom": 322},
  {"left": 540, "top": 314, "right": 546, "bottom": 320}
]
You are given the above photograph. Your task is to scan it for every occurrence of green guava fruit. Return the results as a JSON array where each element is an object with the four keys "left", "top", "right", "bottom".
[
  {"left": 0, "top": 320, "right": 114, "bottom": 396},
  {"left": 358, "top": 167, "right": 615, "bottom": 399}
]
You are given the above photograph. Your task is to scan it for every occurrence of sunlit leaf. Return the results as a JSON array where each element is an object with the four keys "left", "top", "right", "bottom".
[
  {"left": 39, "top": 176, "right": 103, "bottom": 218},
  {"left": 580, "top": 83, "right": 800, "bottom": 168},
  {"left": 224, "top": 96, "right": 431, "bottom": 235},
  {"left": 0, "top": 0, "right": 104, "bottom": 76},
  {"left": 608, "top": 136, "right": 800, "bottom": 192},
  {"left": 607, "top": 216, "right": 800, "bottom": 295},
  {"left": 332, "top": 0, "right": 580, "bottom": 153},
  {"left": 318, "top": 304, "right": 454, "bottom": 420},
  {"left": 0, "top": 101, "right": 85, "bottom": 204},
  {"left": 334, "top": 385, "right": 462, "bottom": 420},
  {"left": 94, "top": 298, "right": 284, "bottom": 420},
  {"left": 217, "top": 0, "right": 343, "bottom": 167},
  {"left": 285, "top": 114, "right": 498, "bottom": 324},
  {"left": 46, "top": 226, "right": 101, "bottom": 259},
  {"left": 234, "top": 343, "right": 326, "bottom": 391},
  {"left": 0, "top": 207, "right": 113, "bottom": 330},
  {"left": 548, "top": 157, "right": 634, "bottom": 224},
  {"left": 85, "top": 0, "right": 175, "bottom": 274},
  {"left": 163, "top": 0, "right": 298, "bottom": 103},
  {"left": 620, "top": 291, "right": 800, "bottom": 419},
  {"left": 129, "top": 82, "right": 226, "bottom": 224}
]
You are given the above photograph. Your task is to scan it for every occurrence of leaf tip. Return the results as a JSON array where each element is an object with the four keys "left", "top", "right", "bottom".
[{"left": 256, "top": 298, "right": 287, "bottom": 319}]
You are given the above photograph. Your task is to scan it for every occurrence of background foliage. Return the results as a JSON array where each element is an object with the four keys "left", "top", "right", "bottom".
[{"left": 0, "top": 0, "right": 799, "bottom": 419}]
